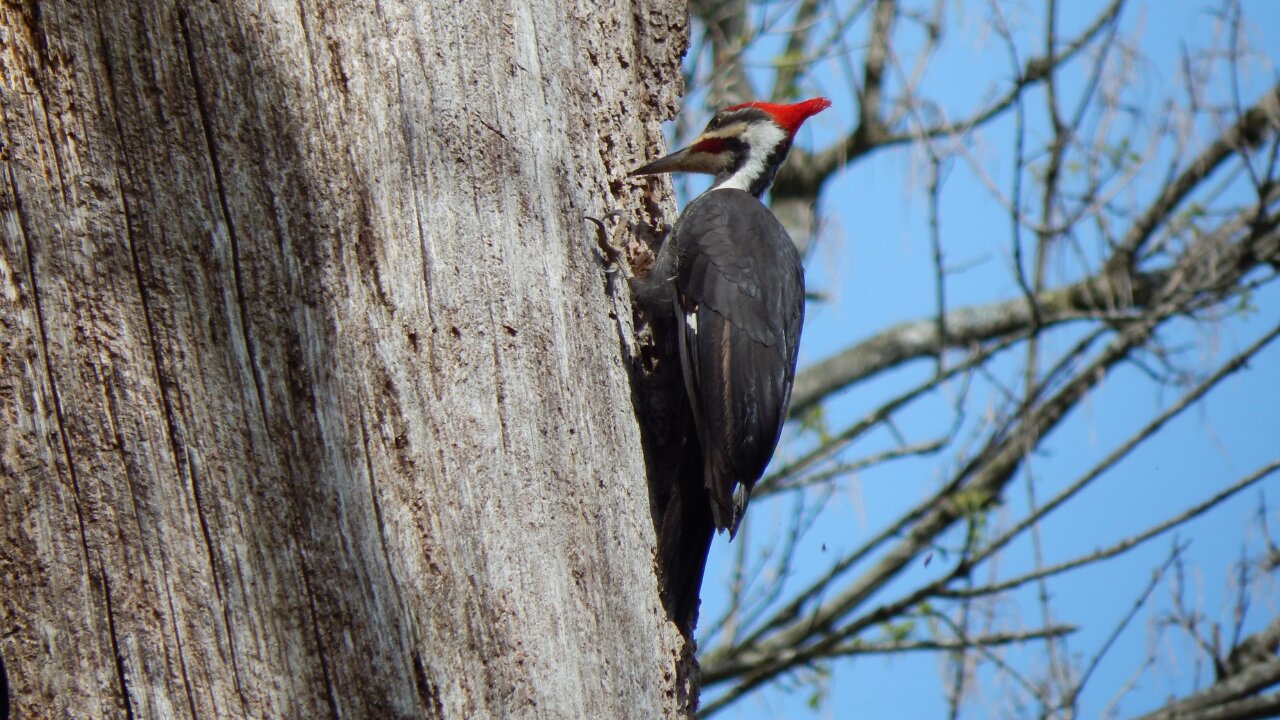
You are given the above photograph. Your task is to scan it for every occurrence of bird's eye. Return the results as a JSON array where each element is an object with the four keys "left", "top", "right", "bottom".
[{"left": 707, "top": 115, "right": 723, "bottom": 130}]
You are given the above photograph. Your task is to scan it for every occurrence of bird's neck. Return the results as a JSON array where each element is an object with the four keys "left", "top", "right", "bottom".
[{"left": 711, "top": 127, "right": 793, "bottom": 198}]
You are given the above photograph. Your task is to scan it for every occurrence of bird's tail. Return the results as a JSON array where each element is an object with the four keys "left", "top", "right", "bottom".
[
  {"left": 704, "top": 440, "right": 752, "bottom": 537},
  {"left": 658, "top": 438, "right": 716, "bottom": 636}
]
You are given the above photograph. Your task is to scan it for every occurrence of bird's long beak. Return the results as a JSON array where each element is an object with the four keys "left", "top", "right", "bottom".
[
  {"left": 629, "top": 140, "right": 726, "bottom": 177},
  {"left": 629, "top": 147, "right": 696, "bottom": 176}
]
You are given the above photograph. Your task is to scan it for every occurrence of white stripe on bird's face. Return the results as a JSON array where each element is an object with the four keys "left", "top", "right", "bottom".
[{"left": 715, "top": 120, "right": 787, "bottom": 193}]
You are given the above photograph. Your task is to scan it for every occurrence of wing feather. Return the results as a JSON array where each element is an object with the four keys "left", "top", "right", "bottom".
[{"left": 671, "top": 189, "right": 805, "bottom": 533}]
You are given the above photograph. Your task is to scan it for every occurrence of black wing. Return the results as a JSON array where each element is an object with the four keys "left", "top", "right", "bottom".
[{"left": 672, "top": 189, "right": 805, "bottom": 534}]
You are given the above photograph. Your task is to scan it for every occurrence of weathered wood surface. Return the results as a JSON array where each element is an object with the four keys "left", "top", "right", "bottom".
[{"left": 0, "top": 0, "right": 690, "bottom": 716}]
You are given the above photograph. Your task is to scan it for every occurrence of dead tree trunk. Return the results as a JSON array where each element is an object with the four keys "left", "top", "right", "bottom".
[{"left": 0, "top": 1, "right": 693, "bottom": 716}]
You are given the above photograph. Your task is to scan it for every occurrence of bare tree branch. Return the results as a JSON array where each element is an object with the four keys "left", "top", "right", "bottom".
[
  {"left": 771, "top": 0, "right": 828, "bottom": 100},
  {"left": 790, "top": 181, "right": 1280, "bottom": 415},
  {"left": 1068, "top": 546, "right": 1185, "bottom": 715},
  {"left": 1225, "top": 618, "right": 1280, "bottom": 678},
  {"left": 689, "top": 0, "right": 756, "bottom": 104},
  {"left": 773, "top": 0, "right": 1127, "bottom": 200},
  {"left": 1108, "top": 84, "right": 1280, "bottom": 273},
  {"left": 824, "top": 625, "right": 1078, "bottom": 656},
  {"left": 951, "top": 325, "right": 1280, "bottom": 585},
  {"left": 1131, "top": 662, "right": 1280, "bottom": 720},
  {"left": 944, "top": 458, "right": 1280, "bottom": 600}
]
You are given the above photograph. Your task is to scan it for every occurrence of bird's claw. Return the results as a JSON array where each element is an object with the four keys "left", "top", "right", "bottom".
[{"left": 584, "top": 210, "right": 632, "bottom": 278}]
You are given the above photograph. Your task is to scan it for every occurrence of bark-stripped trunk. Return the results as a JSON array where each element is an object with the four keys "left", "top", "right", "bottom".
[{"left": 0, "top": 1, "right": 693, "bottom": 716}]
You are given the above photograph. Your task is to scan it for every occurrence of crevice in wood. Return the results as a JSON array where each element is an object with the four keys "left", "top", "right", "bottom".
[
  {"left": 188, "top": 447, "right": 250, "bottom": 713},
  {"left": 362, "top": 414, "right": 407, "bottom": 613},
  {"left": 177, "top": 7, "right": 271, "bottom": 432},
  {"left": 7, "top": 163, "right": 92, "bottom": 565},
  {"left": 297, "top": 554, "right": 342, "bottom": 719},
  {"left": 410, "top": 650, "right": 445, "bottom": 719},
  {"left": 163, "top": 584, "right": 201, "bottom": 719},
  {"left": 101, "top": 568, "right": 137, "bottom": 720}
]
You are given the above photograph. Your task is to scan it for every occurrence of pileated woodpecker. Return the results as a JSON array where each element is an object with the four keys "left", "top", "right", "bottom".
[{"left": 630, "top": 98, "right": 830, "bottom": 628}]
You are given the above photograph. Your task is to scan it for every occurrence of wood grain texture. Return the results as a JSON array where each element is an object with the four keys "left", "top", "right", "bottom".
[{"left": 0, "top": 0, "right": 691, "bottom": 716}]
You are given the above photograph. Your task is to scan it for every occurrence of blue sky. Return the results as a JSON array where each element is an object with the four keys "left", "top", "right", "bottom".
[{"left": 677, "top": 1, "right": 1280, "bottom": 717}]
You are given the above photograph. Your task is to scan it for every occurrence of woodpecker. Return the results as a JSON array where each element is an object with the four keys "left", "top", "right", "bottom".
[{"left": 630, "top": 98, "right": 829, "bottom": 625}]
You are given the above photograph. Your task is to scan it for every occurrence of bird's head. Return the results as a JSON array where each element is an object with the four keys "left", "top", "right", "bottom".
[{"left": 630, "top": 97, "right": 831, "bottom": 197}]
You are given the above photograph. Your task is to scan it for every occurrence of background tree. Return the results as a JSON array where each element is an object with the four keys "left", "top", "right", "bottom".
[
  {"left": 0, "top": 1, "right": 701, "bottom": 717},
  {"left": 673, "top": 0, "right": 1280, "bottom": 717}
]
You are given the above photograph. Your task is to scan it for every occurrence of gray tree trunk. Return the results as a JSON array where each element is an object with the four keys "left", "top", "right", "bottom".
[{"left": 0, "top": 1, "right": 693, "bottom": 717}]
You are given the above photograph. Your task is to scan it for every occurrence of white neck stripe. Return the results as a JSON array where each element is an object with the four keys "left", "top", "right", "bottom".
[{"left": 714, "top": 121, "right": 787, "bottom": 194}]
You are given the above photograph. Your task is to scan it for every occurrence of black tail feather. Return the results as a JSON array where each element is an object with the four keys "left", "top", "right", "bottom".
[
  {"left": 628, "top": 282, "right": 716, "bottom": 637},
  {"left": 657, "top": 438, "right": 716, "bottom": 634}
]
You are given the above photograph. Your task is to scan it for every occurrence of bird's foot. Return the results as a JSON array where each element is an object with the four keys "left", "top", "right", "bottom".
[
  {"left": 584, "top": 210, "right": 632, "bottom": 279},
  {"left": 585, "top": 210, "right": 643, "bottom": 363}
]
